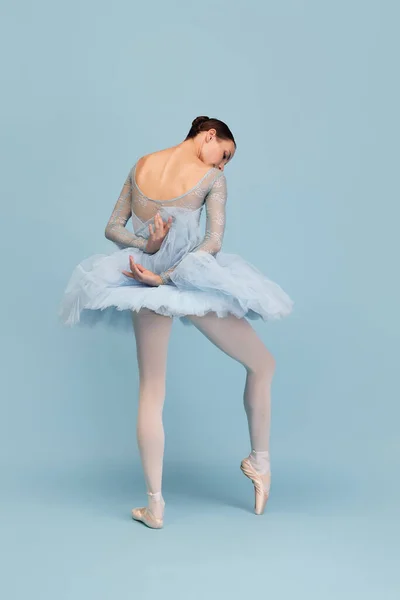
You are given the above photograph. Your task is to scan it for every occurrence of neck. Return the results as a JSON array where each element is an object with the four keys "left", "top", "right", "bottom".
[{"left": 177, "top": 137, "right": 205, "bottom": 162}]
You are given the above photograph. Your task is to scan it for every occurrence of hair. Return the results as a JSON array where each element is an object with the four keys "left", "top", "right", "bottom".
[{"left": 185, "top": 115, "right": 236, "bottom": 147}]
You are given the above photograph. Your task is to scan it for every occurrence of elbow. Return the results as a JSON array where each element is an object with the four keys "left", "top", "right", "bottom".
[
  {"left": 212, "top": 240, "right": 222, "bottom": 254},
  {"left": 203, "top": 241, "right": 222, "bottom": 256},
  {"left": 209, "top": 232, "right": 223, "bottom": 254},
  {"left": 104, "top": 224, "right": 112, "bottom": 241}
]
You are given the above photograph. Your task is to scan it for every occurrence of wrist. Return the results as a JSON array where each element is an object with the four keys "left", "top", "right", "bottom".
[{"left": 158, "top": 272, "right": 170, "bottom": 285}]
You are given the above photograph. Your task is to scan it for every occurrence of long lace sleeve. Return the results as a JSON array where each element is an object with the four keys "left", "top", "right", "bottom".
[
  {"left": 104, "top": 169, "right": 148, "bottom": 251},
  {"left": 159, "top": 173, "right": 227, "bottom": 284}
]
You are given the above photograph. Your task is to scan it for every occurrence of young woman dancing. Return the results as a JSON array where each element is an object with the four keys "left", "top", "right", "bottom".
[{"left": 60, "top": 116, "right": 293, "bottom": 529}]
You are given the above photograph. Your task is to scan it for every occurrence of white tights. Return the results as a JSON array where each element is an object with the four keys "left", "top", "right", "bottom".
[{"left": 131, "top": 309, "right": 275, "bottom": 517}]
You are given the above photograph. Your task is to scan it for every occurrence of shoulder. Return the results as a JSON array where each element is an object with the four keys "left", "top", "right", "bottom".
[
  {"left": 134, "top": 148, "right": 178, "bottom": 182},
  {"left": 210, "top": 170, "right": 227, "bottom": 189},
  {"left": 136, "top": 147, "right": 175, "bottom": 167},
  {"left": 215, "top": 170, "right": 227, "bottom": 181},
  {"left": 205, "top": 168, "right": 226, "bottom": 184},
  {"left": 206, "top": 171, "right": 228, "bottom": 204}
]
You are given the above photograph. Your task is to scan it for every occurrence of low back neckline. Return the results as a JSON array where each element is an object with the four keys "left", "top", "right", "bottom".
[{"left": 132, "top": 161, "right": 220, "bottom": 204}]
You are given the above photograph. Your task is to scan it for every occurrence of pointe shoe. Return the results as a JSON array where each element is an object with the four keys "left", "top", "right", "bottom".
[
  {"left": 131, "top": 491, "right": 164, "bottom": 529},
  {"left": 240, "top": 457, "right": 271, "bottom": 515},
  {"left": 131, "top": 506, "right": 163, "bottom": 529}
]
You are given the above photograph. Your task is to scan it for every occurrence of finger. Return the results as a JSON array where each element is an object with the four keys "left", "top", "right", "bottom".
[
  {"left": 131, "top": 265, "right": 144, "bottom": 280},
  {"left": 121, "top": 270, "right": 135, "bottom": 278},
  {"left": 130, "top": 263, "right": 143, "bottom": 279},
  {"left": 130, "top": 260, "right": 142, "bottom": 273},
  {"left": 131, "top": 261, "right": 145, "bottom": 273},
  {"left": 155, "top": 213, "right": 162, "bottom": 231},
  {"left": 129, "top": 257, "right": 140, "bottom": 274},
  {"left": 149, "top": 224, "right": 154, "bottom": 236}
]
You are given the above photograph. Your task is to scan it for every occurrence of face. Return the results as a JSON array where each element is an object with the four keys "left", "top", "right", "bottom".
[{"left": 200, "top": 128, "right": 235, "bottom": 171}]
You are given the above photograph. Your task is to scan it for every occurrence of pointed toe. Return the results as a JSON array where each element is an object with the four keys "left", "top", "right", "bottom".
[{"left": 240, "top": 457, "right": 270, "bottom": 515}]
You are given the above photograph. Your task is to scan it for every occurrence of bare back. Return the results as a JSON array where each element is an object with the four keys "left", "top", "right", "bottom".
[
  {"left": 104, "top": 146, "right": 227, "bottom": 265},
  {"left": 135, "top": 147, "right": 214, "bottom": 202}
]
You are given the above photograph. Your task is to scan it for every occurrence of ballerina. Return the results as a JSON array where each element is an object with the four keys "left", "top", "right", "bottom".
[{"left": 60, "top": 115, "right": 293, "bottom": 528}]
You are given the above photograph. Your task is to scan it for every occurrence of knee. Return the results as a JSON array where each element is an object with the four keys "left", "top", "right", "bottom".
[
  {"left": 247, "top": 347, "right": 276, "bottom": 380},
  {"left": 139, "top": 375, "right": 166, "bottom": 399}
]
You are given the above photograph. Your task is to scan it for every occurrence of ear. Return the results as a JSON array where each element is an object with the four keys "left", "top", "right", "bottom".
[{"left": 206, "top": 128, "right": 217, "bottom": 142}]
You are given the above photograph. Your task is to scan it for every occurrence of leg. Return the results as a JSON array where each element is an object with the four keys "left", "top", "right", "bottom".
[
  {"left": 131, "top": 308, "right": 173, "bottom": 521},
  {"left": 187, "top": 312, "right": 275, "bottom": 455},
  {"left": 187, "top": 312, "right": 274, "bottom": 513}
]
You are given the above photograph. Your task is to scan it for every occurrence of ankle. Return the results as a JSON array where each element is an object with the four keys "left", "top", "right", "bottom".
[
  {"left": 147, "top": 491, "right": 164, "bottom": 502},
  {"left": 147, "top": 491, "right": 165, "bottom": 518},
  {"left": 248, "top": 449, "right": 271, "bottom": 474}
]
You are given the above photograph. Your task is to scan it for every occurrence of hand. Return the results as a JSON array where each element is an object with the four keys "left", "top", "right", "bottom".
[
  {"left": 122, "top": 256, "right": 163, "bottom": 287},
  {"left": 145, "top": 213, "right": 173, "bottom": 254}
]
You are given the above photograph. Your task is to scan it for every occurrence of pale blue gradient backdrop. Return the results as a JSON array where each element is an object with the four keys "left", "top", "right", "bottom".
[{"left": 1, "top": 1, "right": 399, "bottom": 599}]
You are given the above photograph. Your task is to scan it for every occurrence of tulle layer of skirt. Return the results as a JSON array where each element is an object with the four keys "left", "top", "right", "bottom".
[{"left": 59, "top": 246, "right": 294, "bottom": 330}]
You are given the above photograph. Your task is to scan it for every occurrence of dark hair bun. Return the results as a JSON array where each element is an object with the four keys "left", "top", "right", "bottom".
[
  {"left": 192, "top": 116, "right": 209, "bottom": 131},
  {"left": 185, "top": 115, "right": 236, "bottom": 146}
]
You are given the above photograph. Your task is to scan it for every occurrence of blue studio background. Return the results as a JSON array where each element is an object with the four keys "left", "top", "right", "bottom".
[{"left": 1, "top": 1, "right": 399, "bottom": 599}]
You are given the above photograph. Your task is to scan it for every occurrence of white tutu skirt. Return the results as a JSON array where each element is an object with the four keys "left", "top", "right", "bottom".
[{"left": 59, "top": 207, "right": 293, "bottom": 330}]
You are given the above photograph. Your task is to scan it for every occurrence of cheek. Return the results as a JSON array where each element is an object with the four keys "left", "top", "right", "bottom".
[
  {"left": 211, "top": 146, "right": 224, "bottom": 162},
  {"left": 203, "top": 143, "right": 223, "bottom": 164},
  {"left": 204, "top": 146, "right": 218, "bottom": 162}
]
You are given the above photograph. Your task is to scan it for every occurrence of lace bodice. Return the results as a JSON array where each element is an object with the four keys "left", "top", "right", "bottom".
[{"left": 105, "top": 161, "right": 228, "bottom": 283}]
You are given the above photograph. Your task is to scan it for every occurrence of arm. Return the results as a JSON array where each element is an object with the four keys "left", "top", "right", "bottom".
[
  {"left": 158, "top": 173, "right": 228, "bottom": 284},
  {"left": 104, "top": 169, "right": 148, "bottom": 251}
]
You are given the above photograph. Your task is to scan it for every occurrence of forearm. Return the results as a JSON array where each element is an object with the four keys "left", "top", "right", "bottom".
[
  {"left": 158, "top": 238, "right": 221, "bottom": 284},
  {"left": 105, "top": 167, "right": 152, "bottom": 251},
  {"left": 104, "top": 224, "right": 148, "bottom": 251}
]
